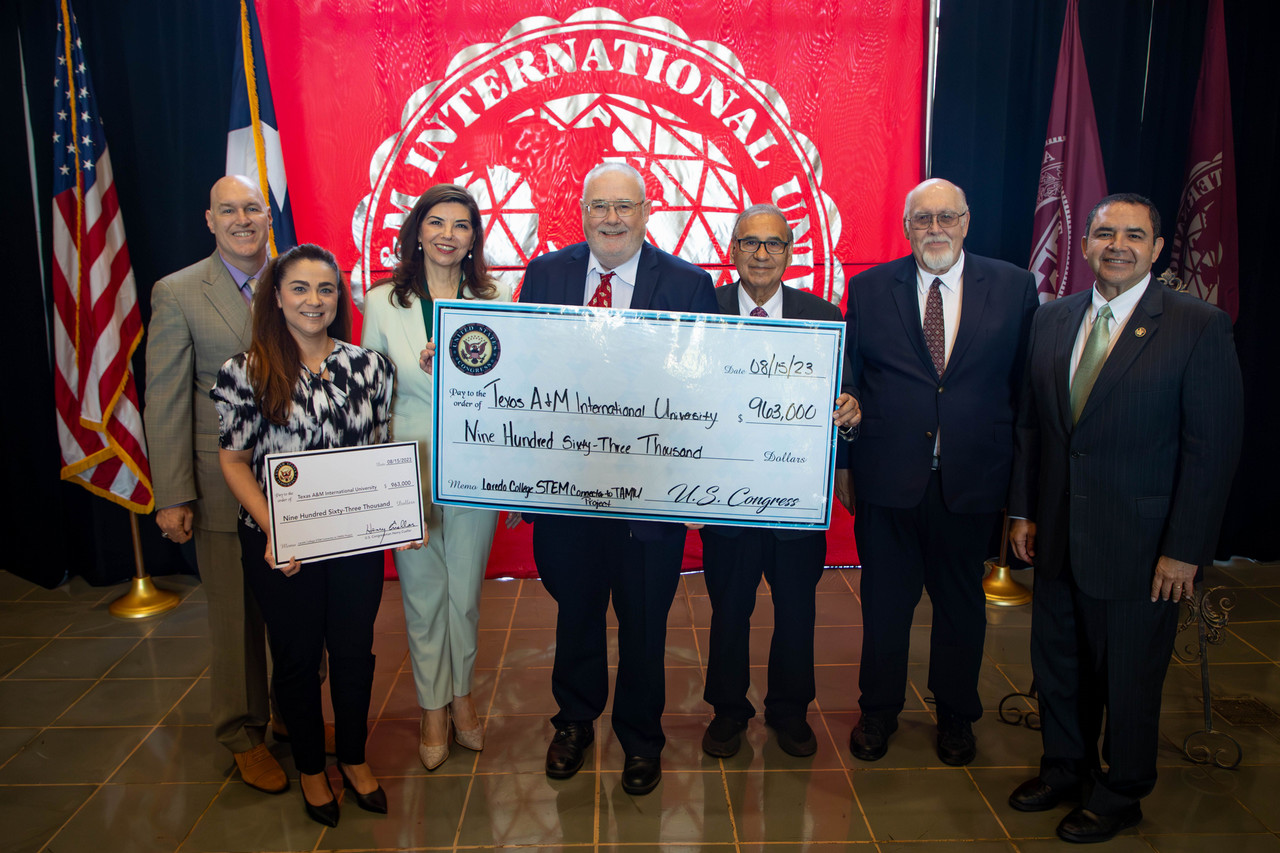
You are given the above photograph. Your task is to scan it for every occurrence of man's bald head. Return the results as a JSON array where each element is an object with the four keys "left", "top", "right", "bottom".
[{"left": 206, "top": 175, "right": 271, "bottom": 274}]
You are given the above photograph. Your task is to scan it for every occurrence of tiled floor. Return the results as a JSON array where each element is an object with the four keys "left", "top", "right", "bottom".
[{"left": 2, "top": 559, "right": 1279, "bottom": 852}]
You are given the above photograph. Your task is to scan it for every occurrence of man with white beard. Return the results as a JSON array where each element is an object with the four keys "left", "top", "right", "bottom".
[{"left": 836, "top": 179, "right": 1038, "bottom": 766}]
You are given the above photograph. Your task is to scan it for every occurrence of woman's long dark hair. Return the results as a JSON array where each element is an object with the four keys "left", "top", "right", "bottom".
[
  {"left": 381, "top": 183, "right": 497, "bottom": 307},
  {"left": 248, "top": 243, "right": 353, "bottom": 425}
]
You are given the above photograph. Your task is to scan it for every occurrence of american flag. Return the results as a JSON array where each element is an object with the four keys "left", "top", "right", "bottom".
[{"left": 51, "top": 0, "right": 153, "bottom": 512}]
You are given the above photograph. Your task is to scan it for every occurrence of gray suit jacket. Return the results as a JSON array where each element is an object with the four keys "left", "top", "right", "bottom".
[{"left": 144, "top": 252, "right": 253, "bottom": 532}]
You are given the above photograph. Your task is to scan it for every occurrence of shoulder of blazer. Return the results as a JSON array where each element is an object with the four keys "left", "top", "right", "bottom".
[
  {"left": 644, "top": 241, "right": 707, "bottom": 280},
  {"left": 962, "top": 252, "right": 1036, "bottom": 291},
  {"left": 850, "top": 255, "right": 916, "bottom": 289},
  {"left": 714, "top": 282, "right": 739, "bottom": 314},
  {"left": 781, "top": 284, "right": 842, "bottom": 321}
]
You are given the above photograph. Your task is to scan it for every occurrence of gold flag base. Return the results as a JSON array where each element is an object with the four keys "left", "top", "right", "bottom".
[
  {"left": 983, "top": 559, "right": 1031, "bottom": 607},
  {"left": 109, "top": 575, "right": 181, "bottom": 619}
]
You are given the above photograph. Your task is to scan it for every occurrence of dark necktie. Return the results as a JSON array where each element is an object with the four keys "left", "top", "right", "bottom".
[
  {"left": 1070, "top": 304, "right": 1113, "bottom": 424},
  {"left": 923, "top": 277, "right": 945, "bottom": 374},
  {"left": 750, "top": 306, "right": 768, "bottom": 317},
  {"left": 588, "top": 271, "right": 613, "bottom": 308}
]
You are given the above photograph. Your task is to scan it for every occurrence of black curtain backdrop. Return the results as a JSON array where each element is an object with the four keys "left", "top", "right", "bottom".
[{"left": 4, "top": 0, "right": 1274, "bottom": 586}]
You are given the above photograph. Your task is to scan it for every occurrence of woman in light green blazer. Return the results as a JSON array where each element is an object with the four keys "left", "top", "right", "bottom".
[{"left": 361, "top": 184, "right": 511, "bottom": 769}]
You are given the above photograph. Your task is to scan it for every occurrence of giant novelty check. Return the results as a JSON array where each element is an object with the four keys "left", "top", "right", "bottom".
[
  {"left": 432, "top": 301, "right": 845, "bottom": 528},
  {"left": 264, "top": 442, "right": 425, "bottom": 566}
]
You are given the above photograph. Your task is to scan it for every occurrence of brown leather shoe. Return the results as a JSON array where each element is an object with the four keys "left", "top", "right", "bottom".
[{"left": 234, "top": 743, "right": 289, "bottom": 794}]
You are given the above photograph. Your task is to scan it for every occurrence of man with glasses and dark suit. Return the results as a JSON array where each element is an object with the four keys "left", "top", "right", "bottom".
[
  {"left": 700, "top": 203, "right": 859, "bottom": 759},
  {"left": 518, "top": 161, "right": 716, "bottom": 795},
  {"left": 839, "top": 179, "right": 1038, "bottom": 767}
]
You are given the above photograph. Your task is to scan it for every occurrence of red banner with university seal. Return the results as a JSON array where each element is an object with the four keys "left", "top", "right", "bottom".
[{"left": 255, "top": 1, "right": 925, "bottom": 311}]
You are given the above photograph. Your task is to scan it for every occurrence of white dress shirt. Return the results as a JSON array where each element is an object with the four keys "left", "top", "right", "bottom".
[
  {"left": 736, "top": 282, "right": 784, "bottom": 318},
  {"left": 1069, "top": 275, "right": 1150, "bottom": 384},
  {"left": 584, "top": 249, "right": 641, "bottom": 309}
]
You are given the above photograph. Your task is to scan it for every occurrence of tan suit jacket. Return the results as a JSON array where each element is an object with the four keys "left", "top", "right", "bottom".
[{"left": 145, "top": 252, "right": 253, "bottom": 532}]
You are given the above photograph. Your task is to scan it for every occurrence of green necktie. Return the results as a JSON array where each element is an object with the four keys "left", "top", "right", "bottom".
[{"left": 1070, "top": 304, "right": 1113, "bottom": 424}]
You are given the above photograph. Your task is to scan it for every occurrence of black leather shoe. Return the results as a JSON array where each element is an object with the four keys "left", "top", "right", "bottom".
[
  {"left": 702, "top": 716, "right": 748, "bottom": 758},
  {"left": 621, "top": 755, "right": 661, "bottom": 795},
  {"left": 1056, "top": 804, "right": 1142, "bottom": 843},
  {"left": 936, "top": 714, "right": 976, "bottom": 766},
  {"left": 545, "top": 722, "right": 594, "bottom": 779},
  {"left": 849, "top": 714, "right": 897, "bottom": 761},
  {"left": 337, "top": 764, "right": 388, "bottom": 814},
  {"left": 767, "top": 716, "right": 818, "bottom": 757},
  {"left": 303, "top": 794, "right": 340, "bottom": 827},
  {"left": 1009, "top": 776, "right": 1080, "bottom": 812}
]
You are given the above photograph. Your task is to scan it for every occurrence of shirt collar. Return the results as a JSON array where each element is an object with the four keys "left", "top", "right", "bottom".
[
  {"left": 915, "top": 250, "right": 965, "bottom": 293},
  {"left": 219, "top": 254, "right": 268, "bottom": 290},
  {"left": 587, "top": 247, "right": 642, "bottom": 286},
  {"left": 737, "top": 281, "right": 784, "bottom": 317},
  {"left": 1091, "top": 273, "right": 1150, "bottom": 320}
]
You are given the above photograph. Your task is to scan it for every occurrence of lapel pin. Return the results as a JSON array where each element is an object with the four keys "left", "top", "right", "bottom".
[{"left": 1134, "top": 327, "right": 1147, "bottom": 337}]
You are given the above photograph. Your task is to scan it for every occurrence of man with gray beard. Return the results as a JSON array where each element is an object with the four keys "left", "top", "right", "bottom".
[{"left": 837, "top": 179, "right": 1038, "bottom": 766}]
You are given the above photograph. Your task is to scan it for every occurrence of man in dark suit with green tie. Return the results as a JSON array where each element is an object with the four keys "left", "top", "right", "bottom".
[{"left": 1007, "top": 193, "right": 1243, "bottom": 843}]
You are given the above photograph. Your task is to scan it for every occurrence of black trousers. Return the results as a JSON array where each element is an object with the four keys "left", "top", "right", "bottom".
[
  {"left": 1032, "top": 566, "right": 1179, "bottom": 814},
  {"left": 532, "top": 515, "right": 683, "bottom": 758},
  {"left": 238, "top": 522, "right": 383, "bottom": 774},
  {"left": 853, "top": 471, "right": 998, "bottom": 722},
  {"left": 701, "top": 527, "right": 826, "bottom": 723}
]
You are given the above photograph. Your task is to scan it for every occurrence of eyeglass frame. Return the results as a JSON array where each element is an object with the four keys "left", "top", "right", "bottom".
[
  {"left": 582, "top": 199, "right": 648, "bottom": 219},
  {"left": 905, "top": 209, "right": 969, "bottom": 231},
  {"left": 733, "top": 237, "right": 791, "bottom": 255}
]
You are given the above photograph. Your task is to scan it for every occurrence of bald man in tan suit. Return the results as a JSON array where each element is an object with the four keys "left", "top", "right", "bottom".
[{"left": 144, "top": 176, "right": 286, "bottom": 793}]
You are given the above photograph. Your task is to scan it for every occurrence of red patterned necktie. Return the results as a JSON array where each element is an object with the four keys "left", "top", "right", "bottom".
[
  {"left": 588, "top": 271, "right": 614, "bottom": 308},
  {"left": 750, "top": 306, "right": 768, "bottom": 317},
  {"left": 923, "top": 277, "right": 945, "bottom": 374}
]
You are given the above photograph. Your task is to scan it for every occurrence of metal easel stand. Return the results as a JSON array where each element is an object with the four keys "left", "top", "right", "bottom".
[{"left": 1175, "top": 586, "right": 1241, "bottom": 769}]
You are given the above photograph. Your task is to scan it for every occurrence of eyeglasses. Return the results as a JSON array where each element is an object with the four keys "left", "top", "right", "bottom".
[
  {"left": 906, "top": 210, "right": 968, "bottom": 230},
  {"left": 735, "top": 238, "right": 790, "bottom": 255},
  {"left": 583, "top": 200, "right": 644, "bottom": 219}
]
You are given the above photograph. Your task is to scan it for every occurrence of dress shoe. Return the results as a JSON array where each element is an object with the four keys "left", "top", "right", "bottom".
[
  {"left": 450, "top": 697, "right": 484, "bottom": 752},
  {"left": 1056, "top": 804, "right": 1142, "bottom": 843},
  {"left": 766, "top": 716, "right": 818, "bottom": 757},
  {"left": 702, "top": 716, "right": 748, "bottom": 758},
  {"left": 621, "top": 755, "right": 662, "bottom": 795},
  {"left": 419, "top": 709, "right": 451, "bottom": 771},
  {"left": 1008, "top": 776, "right": 1080, "bottom": 812},
  {"left": 233, "top": 743, "right": 289, "bottom": 794},
  {"left": 936, "top": 713, "right": 976, "bottom": 766},
  {"left": 300, "top": 773, "right": 339, "bottom": 827},
  {"left": 273, "top": 721, "right": 338, "bottom": 756},
  {"left": 545, "top": 722, "right": 594, "bottom": 779},
  {"left": 337, "top": 763, "right": 388, "bottom": 814},
  {"left": 849, "top": 714, "right": 897, "bottom": 761}
]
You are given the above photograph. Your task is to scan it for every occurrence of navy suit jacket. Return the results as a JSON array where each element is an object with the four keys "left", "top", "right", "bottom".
[
  {"left": 1008, "top": 282, "right": 1242, "bottom": 600},
  {"left": 707, "top": 281, "right": 844, "bottom": 542},
  {"left": 519, "top": 240, "right": 717, "bottom": 541},
  {"left": 844, "top": 253, "right": 1038, "bottom": 513}
]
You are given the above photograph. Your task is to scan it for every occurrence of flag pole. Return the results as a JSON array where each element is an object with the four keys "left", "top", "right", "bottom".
[
  {"left": 983, "top": 512, "right": 1031, "bottom": 607},
  {"left": 109, "top": 513, "right": 181, "bottom": 619}
]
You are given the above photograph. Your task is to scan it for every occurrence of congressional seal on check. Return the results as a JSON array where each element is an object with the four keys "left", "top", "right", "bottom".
[
  {"left": 264, "top": 442, "right": 425, "bottom": 567},
  {"left": 432, "top": 300, "right": 845, "bottom": 529}
]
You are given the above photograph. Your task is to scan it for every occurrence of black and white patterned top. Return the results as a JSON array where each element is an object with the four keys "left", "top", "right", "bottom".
[{"left": 211, "top": 340, "right": 396, "bottom": 530}]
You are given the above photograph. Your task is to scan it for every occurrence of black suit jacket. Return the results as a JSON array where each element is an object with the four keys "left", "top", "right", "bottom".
[
  {"left": 845, "top": 253, "right": 1038, "bottom": 513},
  {"left": 1009, "top": 282, "right": 1243, "bottom": 600},
  {"left": 708, "top": 281, "right": 844, "bottom": 542},
  {"left": 519, "top": 240, "right": 717, "bottom": 541}
]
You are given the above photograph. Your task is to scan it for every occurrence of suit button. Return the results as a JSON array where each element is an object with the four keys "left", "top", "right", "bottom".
[
  {"left": 925, "top": 431, "right": 934, "bottom": 439},
  {"left": 937, "top": 386, "right": 944, "bottom": 393},
  {"left": 1070, "top": 451, "right": 1082, "bottom": 458}
]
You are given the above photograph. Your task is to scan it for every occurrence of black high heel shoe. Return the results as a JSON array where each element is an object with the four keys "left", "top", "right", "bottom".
[
  {"left": 300, "top": 773, "right": 339, "bottom": 827},
  {"left": 337, "top": 763, "right": 388, "bottom": 814}
]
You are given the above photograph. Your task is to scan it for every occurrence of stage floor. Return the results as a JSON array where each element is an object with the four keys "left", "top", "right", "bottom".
[{"left": 1, "top": 560, "right": 1278, "bottom": 851}]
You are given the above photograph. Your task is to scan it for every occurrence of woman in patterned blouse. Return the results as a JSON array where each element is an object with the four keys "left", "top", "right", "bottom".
[{"left": 213, "top": 243, "right": 416, "bottom": 827}]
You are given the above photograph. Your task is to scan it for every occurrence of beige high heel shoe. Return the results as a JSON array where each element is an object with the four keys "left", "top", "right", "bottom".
[
  {"left": 418, "top": 708, "right": 450, "bottom": 770},
  {"left": 451, "top": 696, "right": 484, "bottom": 752}
]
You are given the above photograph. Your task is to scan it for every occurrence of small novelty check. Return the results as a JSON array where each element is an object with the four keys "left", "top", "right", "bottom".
[
  {"left": 432, "top": 300, "right": 844, "bottom": 529},
  {"left": 264, "top": 442, "right": 425, "bottom": 566}
]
